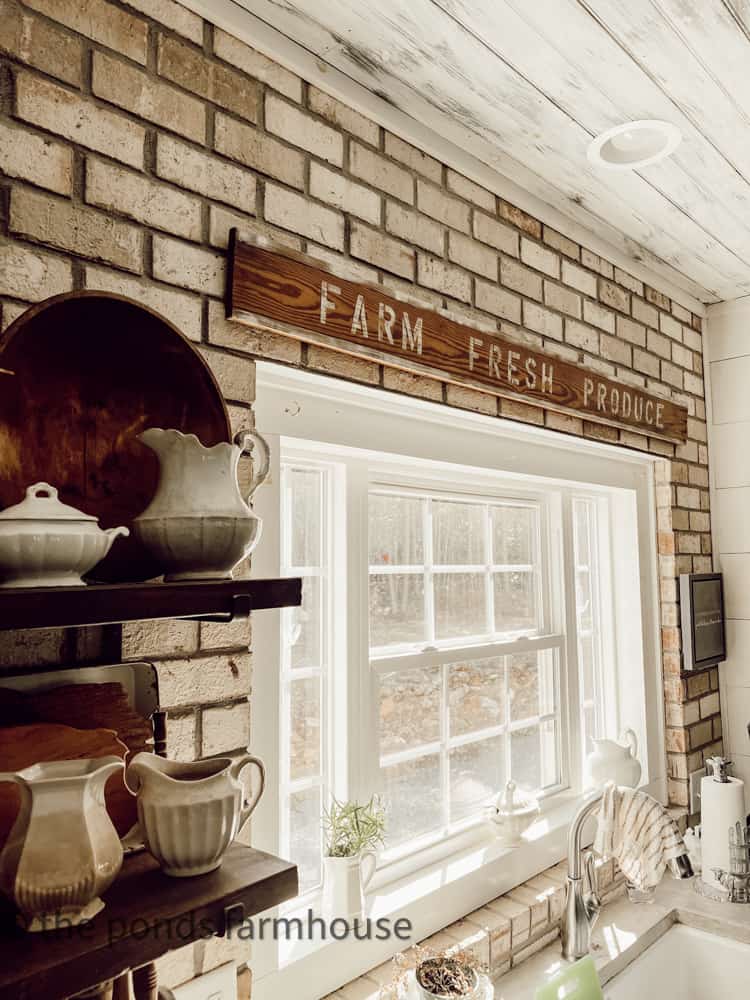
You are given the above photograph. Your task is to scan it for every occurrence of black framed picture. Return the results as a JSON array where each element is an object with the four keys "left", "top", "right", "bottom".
[{"left": 679, "top": 572, "right": 726, "bottom": 671}]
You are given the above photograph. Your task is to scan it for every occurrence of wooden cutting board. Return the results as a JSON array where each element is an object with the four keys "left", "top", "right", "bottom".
[{"left": 0, "top": 723, "right": 136, "bottom": 847}]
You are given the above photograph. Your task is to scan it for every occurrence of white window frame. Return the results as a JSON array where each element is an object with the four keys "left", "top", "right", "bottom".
[{"left": 250, "top": 363, "right": 666, "bottom": 1000}]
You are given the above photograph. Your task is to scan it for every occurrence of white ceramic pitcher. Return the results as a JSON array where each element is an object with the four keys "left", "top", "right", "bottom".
[
  {"left": 0, "top": 757, "right": 124, "bottom": 931},
  {"left": 321, "top": 852, "right": 377, "bottom": 921},
  {"left": 585, "top": 729, "right": 641, "bottom": 789},
  {"left": 133, "top": 428, "right": 270, "bottom": 580},
  {"left": 127, "top": 752, "right": 265, "bottom": 877}
]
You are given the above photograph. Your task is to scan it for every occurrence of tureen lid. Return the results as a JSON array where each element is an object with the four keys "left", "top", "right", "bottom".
[
  {"left": 496, "top": 780, "right": 539, "bottom": 818},
  {"left": 0, "top": 483, "right": 97, "bottom": 522}
]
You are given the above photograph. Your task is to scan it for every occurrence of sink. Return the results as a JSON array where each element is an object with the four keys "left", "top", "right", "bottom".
[{"left": 606, "top": 924, "right": 750, "bottom": 998}]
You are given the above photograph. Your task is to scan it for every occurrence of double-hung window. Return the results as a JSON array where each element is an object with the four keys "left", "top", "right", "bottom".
[{"left": 251, "top": 363, "right": 663, "bottom": 993}]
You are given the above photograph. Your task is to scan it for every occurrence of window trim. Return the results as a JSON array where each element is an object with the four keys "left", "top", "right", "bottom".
[{"left": 250, "top": 362, "right": 666, "bottom": 997}]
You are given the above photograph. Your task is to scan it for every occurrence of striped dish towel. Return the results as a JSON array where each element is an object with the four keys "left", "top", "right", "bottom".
[{"left": 593, "top": 782, "right": 687, "bottom": 889}]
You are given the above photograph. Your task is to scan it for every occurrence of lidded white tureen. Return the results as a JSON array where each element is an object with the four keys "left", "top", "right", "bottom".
[{"left": 0, "top": 482, "right": 129, "bottom": 588}]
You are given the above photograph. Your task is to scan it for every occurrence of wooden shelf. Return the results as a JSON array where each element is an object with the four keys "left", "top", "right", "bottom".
[
  {"left": 0, "top": 577, "right": 302, "bottom": 632},
  {"left": 0, "top": 844, "right": 298, "bottom": 1000}
]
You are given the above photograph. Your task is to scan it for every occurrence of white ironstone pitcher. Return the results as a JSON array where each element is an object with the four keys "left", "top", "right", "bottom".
[{"left": 133, "top": 428, "right": 270, "bottom": 580}]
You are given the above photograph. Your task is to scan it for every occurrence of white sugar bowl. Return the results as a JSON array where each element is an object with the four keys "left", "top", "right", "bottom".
[
  {"left": 0, "top": 483, "right": 129, "bottom": 588},
  {"left": 487, "top": 781, "right": 540, "bottom": 847}
]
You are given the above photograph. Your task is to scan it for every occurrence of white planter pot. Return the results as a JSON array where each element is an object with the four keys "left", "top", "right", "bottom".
[{"left": 321, "top": 853, "right": 376, "bottom": 921}]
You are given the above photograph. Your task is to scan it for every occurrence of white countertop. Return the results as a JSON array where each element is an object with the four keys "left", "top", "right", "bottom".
[{"left": 493, "top": 877, "right": 750, "bottom": 998}]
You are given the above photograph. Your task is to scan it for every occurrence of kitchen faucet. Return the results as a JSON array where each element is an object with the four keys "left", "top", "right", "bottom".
[{"left": 561, "top": 790, "right": 694, "bottom": 961}]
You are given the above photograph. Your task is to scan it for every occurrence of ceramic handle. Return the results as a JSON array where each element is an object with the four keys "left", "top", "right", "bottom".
[
  {"left": 27, "top": 482, "right": 58, "bottom": 499},
  {"left": 236, "top": 430, "right": 270, "bottom": 503},
  {"left": 360, "top": 850, "right": 377, "bottom": 892},
  {"left": 622, "top": 728, "right": 638, "bottom": 758},
  {"left": 230, "top": 753, "right": 266, "bottom": 830}
]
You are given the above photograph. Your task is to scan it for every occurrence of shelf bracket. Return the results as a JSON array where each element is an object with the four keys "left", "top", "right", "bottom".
[
  {"left": 218, "top": 902, "right": 247, "bottom": 937},
  {"left": 186, "top": 593, "right": 254, "bottom": 623}
]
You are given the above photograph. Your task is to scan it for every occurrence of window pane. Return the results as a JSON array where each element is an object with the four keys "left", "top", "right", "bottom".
[
  {"left": 493, "top": 570, "right": 537, "bottom": 633},
  {"left": 369, "top": 573, "right": 425, "bottom": 647},
  {"left": 289, "top": 677, "right": 321, "bottom": 781},
  {"left": 574, "top": 501, "right": 591, "bottom": 564},
  {"left": 288, "top": 786, "right": 323, "bottom": 894},
  {"left": 448, "top": 657, "right": 505, "bottom": 737},
  {"left": 511, "top": 719, "right": 559, "bottom": 791},
  {"left": 450, "top": 736, "right": 504, "bottom": 822},
  {"left": 289, "top": 577, "right": 321, "bottom": 669},
  {"left": 435, "top": 572, "right": 486, "bottom": 639},
  {"left": 579, "top": 634, "right": 595, "bottom": 702},
  {"left": 509, "top": 650, "right": 539, "bottom": 722},
  {"left": 380, "top": 666, "right": 441, "bottom": 754},
  {"left": 288, "top": 468, "right": 321, "bottom": 567},
  {"left": 369, "top": 494, "right": 424, "bottom": 566},
  {"left": 576, "top": 570, "right": 593, "bottom": 630},
  {"left": 382, "top": 754, "right": 442, "bottom": 846},
  {"left": 432, "top": 501, "right": 485, "bottom": 565},
  {"left": 491, "top": 505, "right": 534, "bottom": 564}
]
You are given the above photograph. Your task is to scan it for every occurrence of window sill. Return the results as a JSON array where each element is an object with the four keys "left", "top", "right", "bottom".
[{"left": 252, "top": 794, "right": 584, "bottom": 1000}]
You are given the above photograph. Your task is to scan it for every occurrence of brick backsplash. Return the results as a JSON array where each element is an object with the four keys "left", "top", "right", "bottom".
[{"left": 0, "top": 0, "right": 713, "bottom": 991}]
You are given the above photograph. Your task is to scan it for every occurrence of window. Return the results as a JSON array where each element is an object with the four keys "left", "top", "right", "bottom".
[{"left": 251, "top": 364, "right": 662, "bottom": 992}]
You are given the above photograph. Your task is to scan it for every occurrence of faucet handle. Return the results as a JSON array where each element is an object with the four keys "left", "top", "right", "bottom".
[{"left": 583, "top": 850, "right": 601, "bottom": 919}]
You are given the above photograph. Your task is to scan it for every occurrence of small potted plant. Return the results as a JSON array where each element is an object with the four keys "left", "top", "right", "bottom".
[
  {"left": 415, "top": 953, "right": 482, "bottom": 1000},
  {"left": 321, "top": 796, "right": 386, "bottom": 920}
]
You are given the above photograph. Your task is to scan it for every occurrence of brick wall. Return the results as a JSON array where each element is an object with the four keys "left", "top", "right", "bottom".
[{"left": 0, "top": 0, "right": 716, "bottom": 992}]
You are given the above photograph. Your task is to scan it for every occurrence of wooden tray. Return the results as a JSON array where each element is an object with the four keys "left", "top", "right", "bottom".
[{"left": 0, "top": 292, "right": 231, "bottom": 582}]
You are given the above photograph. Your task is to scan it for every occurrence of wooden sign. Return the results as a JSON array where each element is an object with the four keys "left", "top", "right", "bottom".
[{"left": 228, "top": 234, "right": 688, "bottom": 442}]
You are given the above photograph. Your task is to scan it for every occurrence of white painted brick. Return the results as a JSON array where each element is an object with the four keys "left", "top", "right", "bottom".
[
  {"left": 561, "top": 259, "right": 597, "bottom": 297},
  {"left": 614, "top": 267, "right": 644, "bottom": 296},
  {"left": 265, "top": 184, "right": 344, "bottom": 250},
  {"left": 446, "top": 169, "right": 495, "bottom": 212},
  {"left": 15, "top": 72, "right": 144, "bottom": 169},
  {"left": 200, "top": 613, "right": 252, "bottom": 651},
  {"left": 446, "top": 384, "right": 497, "bottom": 415},
  {"left": 266, "top": 92, "right": 343, "bottom": 166},
  {"left": 1, "top": 299, "right": 29, "bottom": 331},
  {"left": 158, "top": 34, "right": 259, "bottom": 123},
  {"left": 208, "top": 205, "right": 301, "bottom": 251},
  {"left": 565, "top": 319, "right": 599, "bottom": 353},
  {"left": 165, "top": 712, "right": 197, "bottom": 762},
  {"left": 660, "top": 311, "right": 683, "bottom": 340},
  {"left": 152, "top": 235, "right": 225, "bottom": 296},
  {"left": 128, "top": 0, "right": 203, "bottom": 43},
  {"left": 0, "top": 627, "right": 67, "bottom": 667},
  {"left": 208, "top": 298, "right": 302, "bottom": 363},
  {"left": 0, "top": 241, "right": 71, "bottom": 301},
  {"left": 156, "top": 134, "right": 256, "bottom": 215},
  {"left": 156, "top": 653, "right": 252, "bottom": 708},
  {"left": 200, "top": 346, "right": 255, "bottom": 403},
  {"left": 417, "top": 180, "right": 470, "bottom": 233},
  {"left": 309, "top": 162, "right": 381, "bottom": 224},
  {"left": 308, "top": 86, "right": 379, "bottom": 144},
  {"left": 523, "top": 300, "right": 563, "bottom": 341},
  {"left": 307, "top": 345, "right": 380, "bottom": 384},
  {"left": 10, "top": 187, "right": 142, "bottom": 272},
  {"left": 214, "top": 28, "right": 302, "bottom": 101},
  {"left": 384, "top": 202, "right": 442, "bottom": 255},
  {"left": 475, "top": 279, "right": 521, "bottom": 323},
  {"left": 350, "top": 143, "right": 413, "bottom": 203},
  {"left": 311, "top": 243, "right": 379, "bottom": 283},
  {"left": 543, "top": 281, "right": 581, "bottom": 318},
  {"left": 202, "top": 702, "right": 251, "bottom": 755},
  {"left": 25, "top": 0, "right": 148, "bottom": 63},
  {"left": 1, "top": 0, "right": 83, "bottom": 86},
  {"left": 215, "top": 113, "right": 304, "bottom": 189},
  {"left": 86, "top": 159, "right": 202, "bottom": 241},
  {"left": 583, "top": 299, "right": 616, "bottom": 333},
  {"left": 385, "top": 133, "right": 442, "bottom": 182},
  {"left": 85, "top": 265, "right": 203, "bottom": 342},
  {"left": 520, "top": 238, "right": 560, "bottom": 278},
  {"left": 616, "top": 315, "right": 646, "bottom": 348},
  {"left": 92, "top": 51, "right": 205, "bottom": 143},
  {"left": 542, "top": 226, "right": 579, "bottom": 259},
  {"left": 501, "top": 257, "right": 542, "bottom": 300},
  {"left": 448, "top": 231, "right": 497, "bottom": 279},
  {"left": 0, "top": 121, "right": 72, "bottom": 195},
  {"left": 418, "top": 254, "right": 471, "bottom": 302},
  {"left": 383, "top": 369, "right": 442, "bottom": 401},
  {"left": 351, "top": 221, "right": 414, "bottom": 279},
  {"left": 473, "top": 212, "right": 518, "bottom": 256},
  {"left": 632, "top": 296, "right": 659, "bottom": 328},
  {"left": 122, "top": 620, "right": 199, "bottom": 660}
]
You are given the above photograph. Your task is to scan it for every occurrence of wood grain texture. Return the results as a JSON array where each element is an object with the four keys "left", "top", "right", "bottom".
[
  {"left": 0, "top": 844, "right": 298, "bottom": 1000},
  {"left": 229, "top": 236, "right": 688, "bottom": 441},
  {"left": 0, "top": 292, "right": 231, "bottom": 583},
  {"left": 236, "top": 0, "right": 750, "bottom": 300}
]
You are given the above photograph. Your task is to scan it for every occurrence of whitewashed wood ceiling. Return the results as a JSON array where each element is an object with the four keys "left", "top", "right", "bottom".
[{"left": 231, "top": 0, "right": 750, "bottom": 304}]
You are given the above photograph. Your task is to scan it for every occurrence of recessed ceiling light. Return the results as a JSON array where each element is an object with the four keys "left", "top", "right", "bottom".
[{"left": 587, "top": 120, "right": 682, "bottom": 170}]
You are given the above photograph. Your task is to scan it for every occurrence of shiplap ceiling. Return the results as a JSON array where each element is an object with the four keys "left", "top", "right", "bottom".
[{"left": 228, "top": 0, "right": 750, "bottom": 304}]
